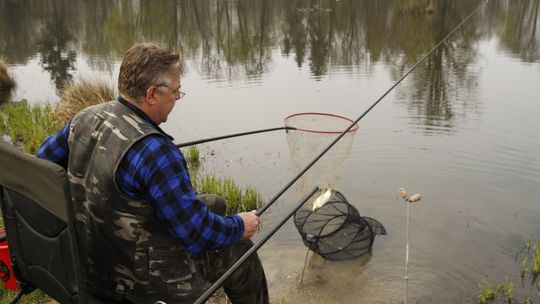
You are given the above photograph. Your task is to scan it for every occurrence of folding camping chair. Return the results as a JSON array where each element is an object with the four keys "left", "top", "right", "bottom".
[{"left": 0, "top": 142, "right": 89, "bottom": 303}]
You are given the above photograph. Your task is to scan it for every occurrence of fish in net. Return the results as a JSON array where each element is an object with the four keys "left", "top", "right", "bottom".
[{"left": 294, "top": 189, "right": 386, "bottom": 260}]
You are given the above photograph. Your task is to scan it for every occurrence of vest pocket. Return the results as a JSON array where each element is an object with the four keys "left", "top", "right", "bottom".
[{"left": 147, "top": 244, "right": 206, "bottom": 301}]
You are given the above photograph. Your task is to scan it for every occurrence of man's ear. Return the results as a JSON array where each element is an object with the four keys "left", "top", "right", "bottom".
[{"left": 146, "top": 86, "right": 157, "bottom": 105}]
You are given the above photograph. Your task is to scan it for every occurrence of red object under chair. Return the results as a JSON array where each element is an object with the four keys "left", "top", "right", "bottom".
[{"left": 0, "top": 229, "right": 18, "bottom": 291}]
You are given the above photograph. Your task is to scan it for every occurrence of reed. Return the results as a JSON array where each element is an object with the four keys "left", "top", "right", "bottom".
[
  {"left": 197, "top": 175, "right": 262, "bottom": 214},
  {"left": 57, "top": 77, "right": 115, "bottom": 122},
  {"left": 184, "top": 145, "right": 201, "bottom": 173},
  {"left": 520, "top": 256, "right": 528, "bottom": 286},
  {"left": 496, "top": 279, "right": 514, "bottom": 303},
  {"left": 479, "top": 239, "right": 540, "bottom": 303},
  {"left": 531, "top": 243, "right": 540, "bottom": 284},
  {"left": 478, "top": 282, "right": 495, "bottom": 304},
  {"left": 182, "top": 145, "right": 263, "bottom": 215},
  {"left": 241, "top": 187, "right": 262, "bottom": 212}
]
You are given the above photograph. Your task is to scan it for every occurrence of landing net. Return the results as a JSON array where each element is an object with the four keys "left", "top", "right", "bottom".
[{"left": 284, "top": 112, "right": 359, "bottom": 195}]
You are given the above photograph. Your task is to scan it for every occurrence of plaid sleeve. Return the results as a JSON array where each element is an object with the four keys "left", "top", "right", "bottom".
[
  {"left": 116, "top": 135, "right": 244, "bottom": 253},
  {"left": 36, "top": 120, "right": 71, "bottom": 169}
]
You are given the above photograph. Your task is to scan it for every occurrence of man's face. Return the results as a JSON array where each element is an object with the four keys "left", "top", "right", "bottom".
[{"left": 153, "top": 76, "right": 182, "bottom": 124}]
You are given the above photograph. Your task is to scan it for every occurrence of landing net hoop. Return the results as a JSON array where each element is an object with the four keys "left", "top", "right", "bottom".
[{"left": 284, "top": 112, "right": 359, "bottom": 134}]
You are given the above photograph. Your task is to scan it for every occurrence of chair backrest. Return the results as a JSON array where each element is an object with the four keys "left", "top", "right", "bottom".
[{"left": 0, "top": 142, "right": 86, "bottom": 303}]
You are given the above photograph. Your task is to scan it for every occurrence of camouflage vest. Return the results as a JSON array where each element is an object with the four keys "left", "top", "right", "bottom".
[{"left": 68, "top": 100, "right": 207, "bottom": 303}]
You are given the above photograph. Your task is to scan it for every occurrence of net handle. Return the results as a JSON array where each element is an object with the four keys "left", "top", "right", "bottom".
[{"left": 284, "top": 112, "right": 360, "bottom": 134}]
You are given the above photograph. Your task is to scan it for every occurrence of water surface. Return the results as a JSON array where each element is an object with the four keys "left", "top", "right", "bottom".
[{"left": 1, "top": 0, "right": 539, "bottom": 302}]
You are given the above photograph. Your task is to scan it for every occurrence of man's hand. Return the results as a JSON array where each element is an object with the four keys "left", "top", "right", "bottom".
[{"left": 239, "top": 210, "right": 260, "bottom": 239}]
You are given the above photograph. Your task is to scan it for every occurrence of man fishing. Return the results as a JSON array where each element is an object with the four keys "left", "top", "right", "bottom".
[{"left": 36, "top": 43, "right": 269, "bottom": 304}]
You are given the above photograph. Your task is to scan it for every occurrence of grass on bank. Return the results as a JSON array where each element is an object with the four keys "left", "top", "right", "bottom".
[
  {"left": 0, "top": 76, "right": 114, "bottom": 154},
  {"left": 0, "top": 101, "right": 62, "bottom": 154},
  {"left": 0, "top": 285, "right": 51, "bottom": 304},
  {"left": 194, "top": 175, "right": 262, "bottom": 214}
]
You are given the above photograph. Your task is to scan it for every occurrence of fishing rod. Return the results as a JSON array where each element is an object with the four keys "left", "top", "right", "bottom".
[
  {"left": 193, "top": 2, "right": 485, "bottom": 302},
  {"left": 193, "top": 186, "right": 319, "bottom": 304},
  {"left": 175, "top": 126, "right": 296, "bottom": 148}
]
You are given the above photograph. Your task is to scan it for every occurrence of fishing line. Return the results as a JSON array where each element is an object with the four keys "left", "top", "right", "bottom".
[{"left": 192, "top": 2, "right": 485, "bottom": 303}]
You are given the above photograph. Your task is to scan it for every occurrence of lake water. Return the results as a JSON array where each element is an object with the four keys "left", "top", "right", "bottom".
[{"left": 1, "top": 0, "right": 540, "bottom": 303}]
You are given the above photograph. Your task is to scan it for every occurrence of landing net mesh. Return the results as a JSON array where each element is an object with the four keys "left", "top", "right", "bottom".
[
  {"left": 294, "top": 190, "right": 386, "bottom": 260},
  {"left": 284, "top": 113, "right": 358, "bottom": 195}
]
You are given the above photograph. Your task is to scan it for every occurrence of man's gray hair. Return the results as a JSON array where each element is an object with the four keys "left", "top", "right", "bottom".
[{"left": 118, "top": 43, "right": 183, "bottom": 102}]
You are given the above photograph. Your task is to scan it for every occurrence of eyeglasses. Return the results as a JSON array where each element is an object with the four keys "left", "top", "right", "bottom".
[{"left": 156, "top": 84, "right": 186, "bottom": 100}]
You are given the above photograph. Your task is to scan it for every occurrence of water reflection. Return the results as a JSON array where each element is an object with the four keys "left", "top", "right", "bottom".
[
  {"left": 2, "top": 0, "right": 538, "bottom": 83},
  {"left": 490, "top": 0, "right": 540, "bottom": 62},
  {"left": 37, "top": 18, "right": 77, "bottom": 92},
  {"left": 395, "top": 1, "right": 482, "bottom": 134},
  {"left": 0, "top": 0, "right": 539, "bottom": 85}
]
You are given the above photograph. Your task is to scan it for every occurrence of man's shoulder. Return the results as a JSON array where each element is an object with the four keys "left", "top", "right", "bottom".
[
  {"left": 72, "top": 100, "right": 116, "bottom": 121},
  {"left": 131, "top": 134, "right": 179, "bottom": 156}
]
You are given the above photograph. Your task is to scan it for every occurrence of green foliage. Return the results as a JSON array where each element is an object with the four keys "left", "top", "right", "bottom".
[
  {"left": 183, "top": 145, "right": 201, "bottom": 173},
  {"left": 496, "top": 279, "right": 514, "bottom": 303},
  {"left": 0, "top": 285, "right": 51, "bottom": 304},
  {"left": 183, "top": 145, "right": 263, "bottom": 215},
  {"left": 0, "top": 77, "right": 113, "bottom": 154},
  {"left": 532, "top": 244, "right": 540, "bottom": 284},
  {"left": 479, "top": 239, "right": 540, "bottom": 304},
  {"left": 0, "top": 101, "right": 62, "bottom": 154},
  {"left": 197, "top": 175, "right": 262, "bottom": 214},
  {"left": 478, "top": 282, "right": 496, "bottom": 304}
]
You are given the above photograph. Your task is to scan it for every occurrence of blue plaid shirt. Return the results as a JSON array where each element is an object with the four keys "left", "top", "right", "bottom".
[{"left": 36, "top": 97, "right": 244, "bottom": 253}]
